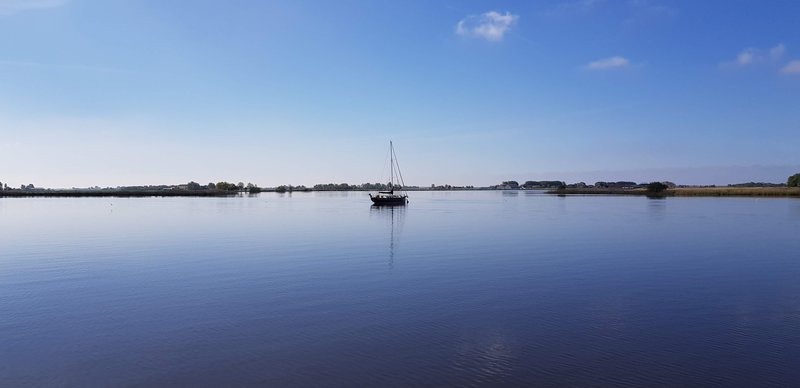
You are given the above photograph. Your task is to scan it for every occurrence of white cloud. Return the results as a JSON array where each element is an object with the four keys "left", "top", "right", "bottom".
[
  {"left": 780, "top": 60, "right": 800, "bottom": 75},
  {"left": 0, "top": 0, "right": 68, "bottom": 15},
  {"left": 456, "top": 11, "right": 519, "bottom": 42},
  {"left": 586, "top": 56, "right": 630, "bottom": 70},
  {"left": 725, "top": 43, "right": 786, "bottom": 67}
]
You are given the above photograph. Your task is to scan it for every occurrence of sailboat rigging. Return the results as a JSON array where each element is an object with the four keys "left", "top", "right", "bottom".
[{"left": 369, "top": 141, "right": 409, "bottom": 206}]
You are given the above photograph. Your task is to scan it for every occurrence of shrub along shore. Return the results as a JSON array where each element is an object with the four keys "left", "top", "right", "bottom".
[
  {"left": 0, "top": 190, "right": 241, "bottom": 197},
  {"left": 547, "top": 187, "right": 800, "bottom": 197}
]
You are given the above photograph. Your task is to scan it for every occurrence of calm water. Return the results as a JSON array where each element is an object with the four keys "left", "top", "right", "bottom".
[{"left": 2, "top": 191, "right": 800, "bottom": 386}]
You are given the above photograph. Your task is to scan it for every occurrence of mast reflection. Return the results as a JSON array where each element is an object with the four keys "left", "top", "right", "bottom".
[{"left": 370, "top": 205, "right": 406, "bottom": 268}]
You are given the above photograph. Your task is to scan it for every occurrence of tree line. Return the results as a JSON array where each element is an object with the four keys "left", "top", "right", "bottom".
[
  {"left": 313, "top": 182, "right": 396, "bottom": 191},
  {"left": 789, "top": 173, "right": 800, "bottom": 187},
  {"left": 206, "top": 182, "right": 261, "bottom": 193}
]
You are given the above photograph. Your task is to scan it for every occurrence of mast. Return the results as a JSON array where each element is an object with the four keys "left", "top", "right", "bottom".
[
  {"left": 390, "top": 141, "right": 394, "bottom": 194},
  {"left": 392, "top": 142, "right": 406, "bottom": 198}
]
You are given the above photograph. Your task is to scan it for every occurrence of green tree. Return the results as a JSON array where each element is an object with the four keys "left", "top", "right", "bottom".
[
  {"left": 216, "top": 181, "right": 238, "bottom": 191},
  {"left": 788, "top": 173, "right": 800, "bottom": 187},
  {"left": 646, "top": 182, "right": 668, "bottom": 193}
]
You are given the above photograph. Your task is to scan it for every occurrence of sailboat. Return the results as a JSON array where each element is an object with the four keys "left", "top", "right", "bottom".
[{"left": 369, "top": 141, "right": 409, "bottom": 206}]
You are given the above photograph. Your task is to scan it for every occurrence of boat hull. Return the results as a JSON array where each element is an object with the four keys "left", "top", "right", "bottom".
[{"left": 369, "top": 194, "right": 407, "bottom": 206}]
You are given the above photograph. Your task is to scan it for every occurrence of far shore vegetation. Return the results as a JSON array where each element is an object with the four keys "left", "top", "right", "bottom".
[
  {"left": 547, "top": 186, "right": 800, "bottom": 198},
  {"left": 544, "top": 174, "right": 800, "bottom": 197},
  {"left": 1, "top": 173, "right": 799, "bottom": 198}
]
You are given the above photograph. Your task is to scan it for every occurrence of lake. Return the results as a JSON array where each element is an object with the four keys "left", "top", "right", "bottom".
[{"left": 2, "top": 191, "right": 800, "bottom": 386}]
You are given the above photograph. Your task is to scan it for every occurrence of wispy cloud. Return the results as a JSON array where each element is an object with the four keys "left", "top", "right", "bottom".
[
  {"left": 770, "top": 44, "right": 787, "bottom": 60},
  {"left": 586, "top": 56, "right": 630, "bottom": 70},
  {"left": 736, "top": 49, "right": 757, "bottom": 66},
  {"left": 723, "top": 43, "right": 786, "bottom": 67},
  {"left": 0, "top": 0, "right": 68, "bottom": 16},
  {"left": 455, "top": 11, "right": 519, "bottom": 42},
  {"left": 781, "top": 60, "right": 800, "bottom": 75}
]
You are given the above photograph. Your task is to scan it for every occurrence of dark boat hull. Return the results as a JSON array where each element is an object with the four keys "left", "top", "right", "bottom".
[{"left": 369, "top": 194, "right": 407, "bottom": 206}]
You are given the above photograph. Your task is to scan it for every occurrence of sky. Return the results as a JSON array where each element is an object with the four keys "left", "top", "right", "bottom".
[{"left": 1, "top": 0, "right": 799, "bottom": 188}]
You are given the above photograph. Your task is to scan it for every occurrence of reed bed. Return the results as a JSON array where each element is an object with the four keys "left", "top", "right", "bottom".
[
  {"left": 548, "top": 187, "right": 800, "bottom": 197},
  {"left": 671, "top": 187, "right": 800, "bottom": 197}
]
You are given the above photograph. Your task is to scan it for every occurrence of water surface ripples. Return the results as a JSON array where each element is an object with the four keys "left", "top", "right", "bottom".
[{"left": 2, "top": 192, "right": 800, "bottom": 386}]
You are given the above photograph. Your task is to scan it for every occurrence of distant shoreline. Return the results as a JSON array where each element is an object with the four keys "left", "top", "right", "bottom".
[
  {"left": 0, "top": 187, "right": 493, "bottom": 197},
  {"left": 547, "top": 187, "right": 800, "bottom": 198},
  {"left": 0, "top": 188, "right": 487, "bottom": 197},
  {"left": 2, "top": 187, "right": 800, "bottom": 198}
]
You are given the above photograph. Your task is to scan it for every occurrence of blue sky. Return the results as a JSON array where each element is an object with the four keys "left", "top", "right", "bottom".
[{"left": 1, "top": 0, "right": 799, "bottom": 187}]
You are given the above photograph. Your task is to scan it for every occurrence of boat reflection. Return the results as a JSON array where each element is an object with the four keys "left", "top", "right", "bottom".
[{"left": 370, "top": 205, "right": 406, "bottom": 268}]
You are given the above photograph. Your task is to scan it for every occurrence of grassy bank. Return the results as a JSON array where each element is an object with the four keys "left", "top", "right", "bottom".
[
  {"left": 547, "top": 187, "right": 800, "bottom": 197},
  {"left": 0, "top": 190, "right": 241, "bottom": 198}
]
